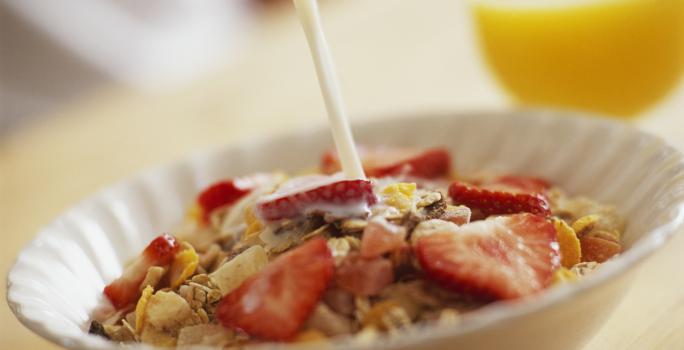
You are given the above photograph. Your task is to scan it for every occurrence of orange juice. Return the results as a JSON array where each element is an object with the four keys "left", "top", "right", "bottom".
[{"left": 473, "top": 0, "right": 684, "bottom": 117}]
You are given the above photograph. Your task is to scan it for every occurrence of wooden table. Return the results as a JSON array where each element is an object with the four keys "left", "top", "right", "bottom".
[{"left": 2, "top": 0, "right": 684, "bottom": 348}]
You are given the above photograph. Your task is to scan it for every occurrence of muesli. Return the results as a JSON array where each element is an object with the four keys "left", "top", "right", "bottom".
[{"left": 89, "top": 146, "right": 624, "bottom": 348}]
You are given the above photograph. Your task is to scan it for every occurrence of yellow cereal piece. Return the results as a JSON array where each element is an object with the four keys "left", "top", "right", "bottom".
[
  {"left": 294, "top": 329, "right": 328, "bottom": 343},
  {"left": 382, "top": 183, "right": 417, "bottom": 211},
  {"left": 241, "top": 206, "right": 264, "bottom": 244},
  {"left": 572, "top": 215, "right": 600, "bottom": 236},
  {"left": 168, "top": 243, "right": 199, "bottom": 289},
  {"left": 361, "top": 299, "right": 403, "bottom": 330},
  {"left": 185, "top": 203, "right": 202, "bottom": 224},
  {"left": 552, "top": 267, "right": 579, "bottom": 285},
  {"left": 554, "top": 218, "right": 582, "bottom": 268},
  {"left": 135, "top": 285, "right": 154, "bottom": 333}
]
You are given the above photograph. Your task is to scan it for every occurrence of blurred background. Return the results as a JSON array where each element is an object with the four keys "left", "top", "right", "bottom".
[{"left": 1, "top": 0, "right": 684, "bottom": 349}]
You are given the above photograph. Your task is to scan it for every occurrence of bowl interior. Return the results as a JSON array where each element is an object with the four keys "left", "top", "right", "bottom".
[{"left": 7, "top": 110, "right": 684, "bottom": 349}]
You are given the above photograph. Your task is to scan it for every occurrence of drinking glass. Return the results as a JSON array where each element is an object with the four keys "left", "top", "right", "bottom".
[{"left": 471, "top": 0, "right": 684, "bottom": 118}]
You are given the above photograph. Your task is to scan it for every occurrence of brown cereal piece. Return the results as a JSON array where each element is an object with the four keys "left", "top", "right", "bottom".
[
  {"left": 124, "top": 311, "right": 136, "bottom": 329},
  {"left": 304, "top": 303, "right": 353, "bottom": 336},
  {"left": 175, "top": 225, "right": 223, "bottom": 253},
  {"left": 209, "top": 251, "right": 230, "bottom": 274},
  {"left": 580, "top": 235, "right": 621, "bottom": 263},
  {"left": 361, "top": 300, "right": 411, "bottom": 332},
  {"left": 323, "top": 288, "right": 356, "bottom": 317},
  {"left": 410, "top": 219, "right": 460, "bottom": 244},
  {"left": 421, "top": 196, "right": 447, "bottom": 220},
  {"left": 98, "top": 304, "right": 133, "bottom": 326},
  {"left": 338, "top": 218, "right": 368, "bottom": 234},
  {"left": 198, "top": 243, "right": 222, "bottom": 271},
  {"left": 179, "top": 274, "right": 223, "bottom": 321},
  {"left": 572, "top": 215, "right": 600, "bottom": 237},
  {"left": 209, "top": 245, "right": 268, "bottom": 296},
  {"left": 139, "top": 266, "right": 167, "bottom": 292},
  {"left": 353, "top": 296, "right": 372, "bottom": 323},
  {"left": 378, "top": 280, "right": 442, "bottom": 320},
  {"left": 88, "top": 320, "right": 109, "bottom": 339},
  {"left": 139, "top": 291, "right": 196, "bottom": 346},
  {"left": 439, "top": 205, "right": 471, "bottom": 226},
  {"left": 416, "top": 191, "right": 442, "bottom": 209},
  {"left": 102, "top": 323, "right": 135, "bottom": 342},
  {"left": 553, "top": 195, "right": 625, "bottom": 238},
  {"left": 301, "top": 224, "right": 333, "bottom": 241},
  {"left": 388, "top": 247, "right": 415, "bottom": 279},
  {"left": 258, "top": 219, "right": 326, "bottom": 254},
  {"left": 327, "top": 236, "right": 361, "bottom": 266},
  {"left": 401, "top": 211, "right": 423, "bottom": 234}
]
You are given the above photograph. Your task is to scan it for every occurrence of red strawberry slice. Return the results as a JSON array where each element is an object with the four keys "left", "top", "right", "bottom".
[
  {"left": 360, "top": 218, "right": 407, "bottom": 258},
  {"left": 334, "top": 252, "right": 394, "bottom": 296},
  {"left": 480, "top": 175, "right": 551, "bottom": 195},
  {"left": 416, "top": 213, "right": 560, "bottom": 300},
  {"left": 449, "top": 180, "right": 551, "bottom": 218},
  {"left": 255, "top": 176, "right": 376, "bottom": 221},
  {"left": 104, "top": 234, "right": 180, "bottom": 309},
  {"left": 196, "top": 175, "right": 277, "bottom": 224},
  {"left": 321, "top": 146, "right": 451, "bottom": 179},
  {"left": 216, "top": 237, "right": 334, "bottom": 341}
]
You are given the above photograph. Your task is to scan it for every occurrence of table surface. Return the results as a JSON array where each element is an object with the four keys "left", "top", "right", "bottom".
[{"left": 2, "top": 0, "right": 684, "bottom": 348}]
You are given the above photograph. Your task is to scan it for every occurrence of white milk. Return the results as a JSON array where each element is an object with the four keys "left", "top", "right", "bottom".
[{"left": 293, "top": 0, "right": 366, "bottom": 180}]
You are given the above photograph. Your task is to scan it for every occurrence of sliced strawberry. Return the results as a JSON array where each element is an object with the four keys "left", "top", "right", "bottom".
[
  {"left": 335, "top": 253, "right": 394, "bottom": 296},
  {"left": 197, "top": 177, "right": 260, "bottom": 224},
  {"left": 480, "top": 175, "right": 551, "bottom": 195},
  {"left": 416, "top": 214, "right": 560, "bottom": 300},
  {"left": 321, "top": 146, "right": 451, "bottom": 179},
  {"left": 216, "top": 237, "right": 334, "bottom": 341},
  {"left": 104, "top": 234, "right": 180, "bottom": 309},
  {"left": 360, "top": 218, "right": 407, "bottom": 258},
  {"left": 449, "top": 181, "right": 551, "bottom": 218},
  {"left": 255, "top": 176, "right": 376, "bottom": 221}
]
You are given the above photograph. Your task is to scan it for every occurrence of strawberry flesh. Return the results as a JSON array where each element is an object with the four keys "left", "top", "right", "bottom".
[
  {"left": 416, "top": 213, "right": 560, "bottom": 300},
  {"left": 335, "top": 252, "right": 394, "bottom": 296},
  {"left": 216, "top": 237, "right": 334, "bottom": 341},
  {"left": 321, "top": 146, "right": 451, "bottom": 179},
  {"left": 360, "top": 218, "right": 407, "bottom": 258},
  {"left": 255, "top": 177, "right": 376, "bottom": 221},
  {"left": 197, "top": 180, "right": 253, "bottom": 224},
  {"left": 480, "top": 175, "right": 551, "bottom": 195},
  {"left": 104, "top": 234, "right": 180, "bottom": 309},
  {"left": 449, "top": 180, "right": 551, "bottom": 218}
]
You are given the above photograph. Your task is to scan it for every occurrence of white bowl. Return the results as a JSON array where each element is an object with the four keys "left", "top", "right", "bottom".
[{"left": 7, "top": 110, "right": 684, "bottom": 350}]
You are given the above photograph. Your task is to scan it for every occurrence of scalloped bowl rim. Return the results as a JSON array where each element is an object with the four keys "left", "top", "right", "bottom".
[{"left": 7, "top": 109, "right": 684, "bottom": 350}]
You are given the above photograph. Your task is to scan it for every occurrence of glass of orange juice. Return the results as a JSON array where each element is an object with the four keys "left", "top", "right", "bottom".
[{"left": 471, "top": 0, "right": 684, "bottom": 118}]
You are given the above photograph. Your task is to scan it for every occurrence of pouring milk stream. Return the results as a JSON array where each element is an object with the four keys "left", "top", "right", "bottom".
[{"left": 293, "top": 0, "right": 366, "bottom": 180}]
